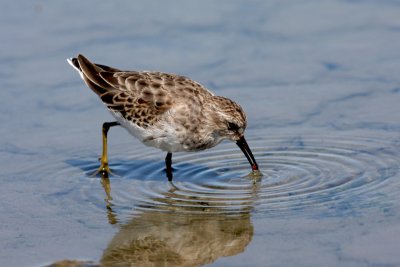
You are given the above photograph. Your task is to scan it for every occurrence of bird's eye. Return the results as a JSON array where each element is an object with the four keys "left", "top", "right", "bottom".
[{"left": 227, "top": 122, "right": 239, "bottom": 131}]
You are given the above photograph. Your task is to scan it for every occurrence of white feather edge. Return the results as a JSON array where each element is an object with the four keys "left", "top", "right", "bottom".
[{"left": 66, "top": 58, "right": 85, "bottom": 80}]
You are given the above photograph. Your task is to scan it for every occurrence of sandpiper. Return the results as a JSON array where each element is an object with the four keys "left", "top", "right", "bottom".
[{"left": 67, "top": 54, "right": 259, "bottom": 180}]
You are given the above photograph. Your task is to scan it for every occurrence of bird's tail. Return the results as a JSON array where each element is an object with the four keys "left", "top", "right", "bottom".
[
  {"left": 67, "top": 54, "right": 119, "bottom": 95},
  {"left": 67, "top": 57, "right": 83, "bottom": 77}
]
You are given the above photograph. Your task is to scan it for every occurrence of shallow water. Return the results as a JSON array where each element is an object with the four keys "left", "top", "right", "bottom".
[{"left": 1, "top": 1, "right": 400, "bottom": 266}]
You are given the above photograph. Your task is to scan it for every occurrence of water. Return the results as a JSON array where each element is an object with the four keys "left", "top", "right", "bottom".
[{"left": 1, "top": 1, "right": 400, "bottom": 266}]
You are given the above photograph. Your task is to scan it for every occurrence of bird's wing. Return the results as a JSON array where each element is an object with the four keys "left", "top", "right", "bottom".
[{"left": 76, "top": 54, "right": 213, "bottom": 127}]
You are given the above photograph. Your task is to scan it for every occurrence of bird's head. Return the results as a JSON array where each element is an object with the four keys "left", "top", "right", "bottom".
[
  {"left": 208, "top": 96, "right": 247, "bottom": 142},
  {"left": 207, "top": 96, "right": 259, "bottom": 171}
]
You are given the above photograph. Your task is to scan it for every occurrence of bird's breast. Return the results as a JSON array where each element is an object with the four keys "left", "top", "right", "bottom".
[{"left": 110, "top": 108, "right": 222, "bottom": 153}]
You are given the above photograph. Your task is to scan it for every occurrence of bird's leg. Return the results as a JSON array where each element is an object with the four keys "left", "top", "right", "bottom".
[
  {"left": 165, "top": 152, "right": 173, "bottom": 181},
  {"left": 94, "top": 121, "right": 120, "bottom": 178}
]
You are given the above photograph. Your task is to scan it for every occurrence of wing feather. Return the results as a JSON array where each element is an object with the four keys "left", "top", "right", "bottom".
[{"left": 72, "top": 54, "right": 214, "bottom": 128}]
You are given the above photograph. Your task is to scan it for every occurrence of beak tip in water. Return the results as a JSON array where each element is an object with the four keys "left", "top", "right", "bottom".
[
  {"left": 252, "top": 163, "right": 259, "bottom": 171},
  {"left": 236, "top": 136, "right": 260, "bottom": 173}
]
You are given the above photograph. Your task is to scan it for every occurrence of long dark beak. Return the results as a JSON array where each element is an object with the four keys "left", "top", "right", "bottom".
[{"left": 236, "top": 136, "right": 259, "bottom": 171}]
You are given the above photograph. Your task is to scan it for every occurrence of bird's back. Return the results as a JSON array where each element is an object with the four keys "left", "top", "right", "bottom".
[
  {"left": 69, "top": 55, "right": 213, "bottom": 127},
  {"left": 68, "top": 54, "right": 218, "bottom": 152}
]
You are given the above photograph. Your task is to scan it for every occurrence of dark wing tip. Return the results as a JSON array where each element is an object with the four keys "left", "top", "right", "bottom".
[
  {"left": 71, "top": 57, "right": 80, "bottom": 69},
  {"left": 67, "top": 57, "right": 81, "bottom": 72},
  {"left": 77, "top": 54, "right": 112, "bottom": 90}
]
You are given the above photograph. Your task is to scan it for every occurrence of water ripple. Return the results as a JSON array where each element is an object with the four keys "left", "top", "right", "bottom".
[{"left": 74, "top": 134, "right": 400, "bottom": 220}]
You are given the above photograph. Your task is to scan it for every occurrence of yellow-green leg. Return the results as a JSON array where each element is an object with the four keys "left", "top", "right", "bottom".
[{"left": 94, "top": 121, "right": 120, "bottom": 178}]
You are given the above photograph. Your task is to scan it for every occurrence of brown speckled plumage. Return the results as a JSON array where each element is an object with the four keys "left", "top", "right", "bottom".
[{"left": 68, "top": 54, "right": 259, "bottom": 178}]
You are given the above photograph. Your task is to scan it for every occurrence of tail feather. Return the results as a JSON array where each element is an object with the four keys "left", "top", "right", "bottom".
[
  {"left": 67, "top": 54, "right": 117, "bottom": 95},
  {"left": 67, "top": 57, "right": 80, "bottom": 70},
  {"left": 67, "top": 57, "right": 84, "bottom": 80},
  {"left": 77, "top": 54, "right": 112, "bottom": 90}
]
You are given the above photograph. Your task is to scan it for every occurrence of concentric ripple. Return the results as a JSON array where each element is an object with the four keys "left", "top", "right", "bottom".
[{"left": 77, "top": 134, "right": 400, "bottom": 220}]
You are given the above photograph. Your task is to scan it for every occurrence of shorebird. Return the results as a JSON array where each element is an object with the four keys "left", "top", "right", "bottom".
[{"left": 68, "top": 54, "right": 259, "bottom": 180}]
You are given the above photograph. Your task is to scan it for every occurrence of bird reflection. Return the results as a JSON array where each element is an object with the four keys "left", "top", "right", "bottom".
[
  {"left": 99, "top": 176, "right": 258, "bottom": 267},
  {"left": 47, "top": 176, "right": 259, "bottom": 267}
]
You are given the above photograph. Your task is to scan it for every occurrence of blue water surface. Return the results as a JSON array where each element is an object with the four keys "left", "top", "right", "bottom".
[{"left": 1, "top": 1, "right": 400, "bottom": 266}]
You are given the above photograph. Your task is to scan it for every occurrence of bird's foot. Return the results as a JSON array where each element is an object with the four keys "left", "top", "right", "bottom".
[
  {"left": 166, "top": 168, "right": 173, "bottom": 181},
  {"left": 165, "top": 166, "right": 177, "bottom": 181},
  {"left": 92, "top": 162, "right": 116, "bottom": 178}
]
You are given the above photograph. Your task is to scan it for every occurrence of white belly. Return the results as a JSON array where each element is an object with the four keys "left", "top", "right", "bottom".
[{"left": 110, "top": 111, "right": 187, "bottom": 152}]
